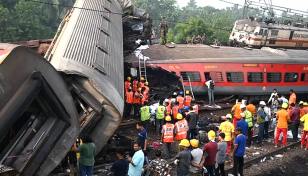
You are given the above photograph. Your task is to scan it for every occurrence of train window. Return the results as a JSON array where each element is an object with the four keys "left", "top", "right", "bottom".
[
  {"left": 284, "top": 72, "right": 298, "bottom": 82},
  {"left": 180, "top": 72, "right": 201, "bottom": 82},
  {"left": 247, "top": 72, "right": 263, "bottom": 83},
  {"left": 267, "top": 72, "right": 281, "bottom": 82},
  {"left": 226, "top": 72, "right": 244, "bottom": 83},
  {"left": 211, "top": 72, "right": 224, "bottom": 83},
  {"left": 301, "top": 73, "right": 308, "bottom": 82},
  {"left": 258, "top": 29, "right": 263, "bottom": 35},
  {"left": 271, "top": 30, "right": 279, "bottom": 36}
]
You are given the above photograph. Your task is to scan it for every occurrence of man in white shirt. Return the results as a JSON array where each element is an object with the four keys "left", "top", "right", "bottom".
[
  {"left": 264, "top": 105, "right": 271, "bottom": 139},
  {"left": 205, "top": 77, "right": 215, "bottom": 106},
  {"left": 267, "top": 89, "right": 278, "bottom": 104}
]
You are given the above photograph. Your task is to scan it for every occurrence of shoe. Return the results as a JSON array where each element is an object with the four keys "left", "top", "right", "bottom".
[
  {"left": 301, "top": 146, "right": 304, "bottom": 148},
  {"left": 275, "top": 145, "right": 278, "bottom": 148},
  {"left": 305, "top": 148, "right": 307, "bottom": 151}
]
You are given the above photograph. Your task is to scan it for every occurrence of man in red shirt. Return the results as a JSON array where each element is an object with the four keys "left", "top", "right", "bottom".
[{"left": 202, "top": 130, "right": 217, "bottom": 176}]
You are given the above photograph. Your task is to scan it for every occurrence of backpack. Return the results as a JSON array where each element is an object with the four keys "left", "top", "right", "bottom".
[{"left": 209, "top": 80, "right": 215, "bottom": 90}]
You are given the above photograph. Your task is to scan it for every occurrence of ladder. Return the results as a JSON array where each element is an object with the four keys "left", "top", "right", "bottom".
[
  {"left": 139, "top": 54, "right": 147, "bottom": 82},
  {"left": 180, "top": 76, "right": 195, "bottom": 100}
]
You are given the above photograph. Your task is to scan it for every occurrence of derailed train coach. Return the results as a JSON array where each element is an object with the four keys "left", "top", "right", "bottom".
[{"left": 0, "top": 0, "right": 124, "bottom": 175}]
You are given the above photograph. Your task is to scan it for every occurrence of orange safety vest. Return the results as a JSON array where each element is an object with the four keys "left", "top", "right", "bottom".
[
  {"left": 175, "top": 119, "right": 188, "bottom": 140},
  {"left": 124, "top": 81, "right": 131, "bottom": 92},
  {"left": 144, "top": 86, "right": 150, "bottom": 93},
  {"left": 289, "top": 93, "right": 296, "bottom": 105},
  {"left": 126, "top": 92, "right": 133, "bottom": 103},
  {"left": 184, "top": 95, "right": 192, "bottom": 107},
  {"left": 163, "top": 123, "right": 175, "bottom": 143},
  {"left": 133, "top": 81, "right": 138, "bottom": 92},
  {"left": 176, "top": 96, "right": 184, "bottom": 109},
  {"left": 133, "top": 92, "right": 141, "bottom": 104},
  {"left": 168, "top": 99, "right": 172, "bottom": 109},
  {"left": 143, "top": 92, "right": 148, "bottom": 102},
  {"left": 165, "top": 106, "right": 171, "bottom": 117},
  {"left": 139, "top": 82, "right": 144, "bottom": 88},
  {"left": 194, "top": 105, "right": 199, "bottom": 114},
  {"left": 172, "top": 106, "right": 179, "bottom": 119}
]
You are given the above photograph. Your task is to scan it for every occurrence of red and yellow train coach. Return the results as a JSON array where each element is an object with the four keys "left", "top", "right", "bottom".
[{"left": 125, "top": 45, "right": 308, "bottom": 96}]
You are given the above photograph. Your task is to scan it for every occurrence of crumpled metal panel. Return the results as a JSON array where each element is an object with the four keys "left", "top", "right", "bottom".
[{"left": 49, "top": 0, "right": 124, "bottom": 113}]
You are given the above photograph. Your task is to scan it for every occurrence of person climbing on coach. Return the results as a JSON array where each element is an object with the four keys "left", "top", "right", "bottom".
[
  {"left": 190, "top": 139, "right": 204, "bottom": 176},
  {"left": 186, "top": 106, "right": 199, "bottom": 140},
  {"left": 275, "top": 103, "right": 291, "bottom": 147},
  {"left": 231, "top": 98, "right": 242, "bottom": 128},
  {"left": 174, "top": 114, "right": 188, "bottom": 152},
  {"left": 140, "top": 104, "right": 151, "bottom": 130},
  {"left": 125, "top": 77, "right": 132, "bottom": 93},
  {"left": 219, "top": 114, "right": 234, "bottom": 155},
  {"left": 133, "top": 88, "right": 142, "bottom": 119},
  {"left": 125, "top": 88, "right": 134, "bottom": 118},
  {"left": 132, "top": 78, "right": 138, "bottom": 93},
  {"left": 184, "top": 90, "right": 192, "bottom": 107},
  {"left": 202, "top": 130, "right": 218, "bottom": 176},
  {"left": 176, "top": 91, "right": 184, "bottom": 110},
  {"left": 205, "top": 77, "right": 215, "bottom": 106},
  {"left": 241, "top": 104, "right": 253, "bottom": 148},
  {"left": 289, "top": 103, "right": 300, "bottom": 142},
  {"left": 161, "top": 116, "right": 174, "bottom": 158},
  {"left": 300, "top": 112, "right": 308, "bottom": 150},
  {"left": 257, "top": 101, "right": 267, "bottom": 144},
  {"left": 156, "top": 102, "right": 166, "bottom": 136},
  {"left": 289, "top": 89, "right": 296, "bottom": 107}
]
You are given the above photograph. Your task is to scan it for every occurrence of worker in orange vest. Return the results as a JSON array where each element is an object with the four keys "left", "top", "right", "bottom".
[
  {"left": 174, "top": 113, "right": 188, "bottom": 152},
  {"left": 125, "top": 77, "right": 132, "bottom": 93},
  {"left": 141, "top": 87, "right": 148, "bottom": 105},
  {"left": 231, "top": 98, "right": 242, "bottom": 128},
  {"left": 299, "top": 101, "right": 306, "bottom": 117},
  {"left": 167, "top": 95, "right": 173, "bottom": 109},
  {"left": 139, "top": 77, "right": 145, "bottom": 88},
  {"left": 176, "top": 91, "right": 184, "bottom": 109},
  {"left": 164, "top": 102, "right": 171, "bottom": 118},
  {"left": 133, "top": 88, "right": 142, "bottom": 118},
  {"left": 183, "top": 106, "right": 189, "bottom": 116},
  {"left": 184, "top": 90, "right": 192, "bottom": 107},
  {"left": 143, "top": 82, "right": 150, "bottom": 93},
  {"left": 161, "top": 116, "right": 174, "bottom": 158},
  {"left": 193, "top": 104, "right": 199, "bottom": 114},
  {"left": 172, "top": 102, "right": 182, "bottom": 120},
  {"left": 289, "top": 89, "right": 296, "bottom": 107},
  {"left": 125, "top": 88, "right": 134, "bottom": 118},
  {"left": 132, "top": 78, "right": 139, "bottom": 92}
]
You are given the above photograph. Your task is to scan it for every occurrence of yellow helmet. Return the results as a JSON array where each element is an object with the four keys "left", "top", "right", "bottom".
[
  {"left": 190, "top": 139, "right": 199, "bottom": 147},
  {"left": 186, "top": 90, "right": 190, "bottom": 94},
  {"left": 226, "top": 113, "right": 232, "bottom": 119},
  {"left": 304, "top": 102, "right": 308, "bottom": 106},
  {"left": 299, "top": 101, "right": 304, "bottom": 105},
  {"left": 208, "top": 130, "right": 216, "bottom": 139},
  {"left": 145, "top": 82, "right": 148, "bottom": 86},
  {"left": 138, "top": 87, "right": 142, "bottom": 92},
  {"left": 177, "top": 113, "right": 183, "bottom": 119},
  {"left": 140, "top": 77, "right": 145, "bottom": 81},
  {"left": 282, "top": 103, "right": 288, "bottom": 109},
  {"left": 165, "top": 116, "right": 172, "bottom": 121},
  {"left": 179, "top": 139, "right": 190, "bottom": 147},
  {"left": 127, "top": 77, "right": 131, "bottom": 81}
]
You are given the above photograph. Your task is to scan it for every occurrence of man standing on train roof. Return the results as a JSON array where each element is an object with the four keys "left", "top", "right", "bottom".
[
  {"left": 289, "top": 89, "right": 296, "bottom": 106},
  {"left": 231, "top": 98, "right": 242, "bottom": 128},
  {"left": 205, "top": 77, "right": 215, "bottom": 106},
  {"left": 159, "top": 17, "right": 168, "bottom": 45},
  {"left": 240, "top": 104, "right": 253, "bottom": 147},
  {"left": 125, "top": 77, "right": 132, "bottom": 93},
  {"left": 267, "top": 89, "right": 277, "bottom": 104},
  {"left": 176, "top": 92, "right": 184, "bottom": 110},
  {"left": 257, "top": 101, "right": 267, "bottom": 144},
  {"left": 184, "top": 90, "right": 192, "bottom": 108},
  {"left": 275, "top": 103, "right": 291, "bottom": 147},
  {"left": 142, "top": 18, "right": 152, "bottom": 45}
]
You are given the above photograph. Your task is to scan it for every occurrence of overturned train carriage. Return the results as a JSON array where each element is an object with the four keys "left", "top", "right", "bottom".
[{"left": 0, "top": 0, "right": 124, "bottom": 175}]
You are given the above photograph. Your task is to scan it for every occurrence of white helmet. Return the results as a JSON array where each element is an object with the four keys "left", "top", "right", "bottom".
[
  {"left": 240, "top": 104, "right": 246, "bottom": 109},
  {"left": 260, "top": 101, "right": 266, "bottom": 105}
]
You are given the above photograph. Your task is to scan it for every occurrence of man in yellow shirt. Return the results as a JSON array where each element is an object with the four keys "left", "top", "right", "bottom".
[
  {"left": 231, "top": 98, "right": 242, "bottom": 128},
  {"left": 219, "top": 114, "right": 234, "bottom": 154},
  {"left": 300, "top": 113, "right": 308, "bottom": 149}
]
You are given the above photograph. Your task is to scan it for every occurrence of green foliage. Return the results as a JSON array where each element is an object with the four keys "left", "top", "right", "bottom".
[
  {"left": 187, "top": 0, "right": 197, "bottom": 8},
  {"left": 166, "top": 28, "right": 174, "bottom": 43}
]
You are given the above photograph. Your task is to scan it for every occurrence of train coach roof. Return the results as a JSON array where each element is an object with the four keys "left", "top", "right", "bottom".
[{"left": 125, "top": 44, "right": 308, "bottom": 64}]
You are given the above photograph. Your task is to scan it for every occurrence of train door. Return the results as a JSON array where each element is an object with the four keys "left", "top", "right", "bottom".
[{"left": 260, "top": 29, "right": 268, "bottom": 46}]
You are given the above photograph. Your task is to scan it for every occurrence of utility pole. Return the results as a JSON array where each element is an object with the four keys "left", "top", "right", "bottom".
[{"left": 242, "top": 0, "right": 249, "bottom": 19}]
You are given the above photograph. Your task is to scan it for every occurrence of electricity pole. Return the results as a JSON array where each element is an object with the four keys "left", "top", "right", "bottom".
[{"left": 242, "top": 0, "right": 249, "bottom": 19}]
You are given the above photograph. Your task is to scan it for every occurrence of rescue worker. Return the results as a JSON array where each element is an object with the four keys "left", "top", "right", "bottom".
[
  {"left": 184, "top": 90, "right": 192, "bottom": 107},
  {"left": 246, "top": 101, "right": 256, "bottom": 117},
  {"left": 257, "top": 101, "right": 267, "bottom": 144},
  {"left": 133, "top": 88, "right": 142, "bottom": 119},
  {"left": 139, "top": 77, "right": 145, "bottom": 88},
  {"left": 174, "top": 139, "right": 191, "bottom": 176},
  {"left": 143, "top": 82, "right": 150, "bottom": 93},
  {"left": 159, "top": 17, "right": 168, "bottom": 45},
  {"left": 125, "top": 88, "right": 134, "bottom": 118},
  {"left": 299, "top": 101, "right": 306, "bottom": 117},
  {"left": 289, "top": 89, "right": 296, "bottom": 106},
  {"left": 161, "top": 116, "right": 174, "bottom": 158},
  {"left": 186, "top": 106, "right": 199, "bottom": 140},
  {"left": 304, "top": 102, "right": 308, "bottom": 112},
  {"left": 289, "top": 103, "right": 300, "bottom": 142},
  {"left": 125, "top": 77, "right": 132, "bottom": 93},
  {"left": 156, "top": 102, "right": 166, "bottom": 136},
  {"left": 241, "top": 104, "right": 253, "bottom": 148},
  {"left": 193, "top": 104, "right": 199, "bottom": 114},
  {"left": 174, "top": 114, "right": 188, "bottom": 152},
  {"left": 132, "top": 78, "right": 138, "bottom": 92},
  {"left": 190, "top": 139, "right": 204, "bottom": 176},
  {"left": 176, "top": 92, "right": 184, "bottom": 109},
  {"left": 231, "top": 98, "right": 242, "bottom": 128},
  {"left": 202, "top": 130, "right": 218, "bottom": 176},
  {"left": 140, "top": 104, "right": 151, "bottom": 130},
  {"left": 183, "top": 106, "right": 189, "bottom": 117},
  {"left": 142, "top": 18, "right": 152, "bottom": 45},
  {"left": 146, "top": 150, "right": 171, "bottom": 176},
  {"left": 275, "top": 103, "right": 291, "bottom": 147},
  {"left": 172, "top": 102, "right": 182, "bottom": 121},
  {"left": 167, "top": 95, "right": 173, "bottom": 109},
  {"left": 141, "top": 87, "right": 148, "bottom": 106},
  {"left": 300, "top": 112, "right": 308, "bottom": 150},
  {"left": 164, "top": 102, "right": 171, "bottom": 119},
  {"left": 219, "top": 114, "right": 234, "bottom": 155}
]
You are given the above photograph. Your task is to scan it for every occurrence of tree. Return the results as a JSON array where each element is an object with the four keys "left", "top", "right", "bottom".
[
  {"left": 187, "top": 0, "right": 197, "bottom": 8},
  {"left": 0, "top": 5, "right": 11, "bottom": 42},
  {"left": 166, "top": 28, "right": 174, "bottom": 43}
]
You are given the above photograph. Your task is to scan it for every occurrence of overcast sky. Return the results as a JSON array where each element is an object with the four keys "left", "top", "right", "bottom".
[{"left": 177, "top": 0, "right": 308, "bottom": 13}]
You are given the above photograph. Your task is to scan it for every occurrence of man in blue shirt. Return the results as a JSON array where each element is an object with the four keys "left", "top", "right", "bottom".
[
  {"left": 127, "top": 143, "right": 144, "bottom": 176},
  {"left": 110, "top": 149, "right": 129, "bottom": 176},
  {"left": 236, "top": 113, "right": 249, "bottom": 136},
  {"left": 136, "top": 123, "right": 148, "bottom": 150},
  {"left": 232, "top": 127, "right": 246, "bottom": 176}
]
